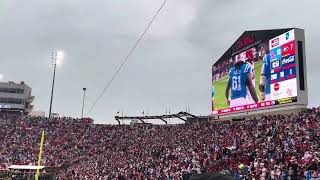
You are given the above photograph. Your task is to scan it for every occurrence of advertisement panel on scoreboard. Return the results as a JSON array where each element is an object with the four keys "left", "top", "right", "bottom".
[{"left": 212, "top": 29, "right": 299, "bottom": 114}]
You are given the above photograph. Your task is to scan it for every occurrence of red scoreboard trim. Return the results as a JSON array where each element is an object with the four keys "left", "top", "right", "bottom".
[
  {"left": 287, "top": 74, "right": 296, "bottom": 79},
  {"left": 281, "top": 63, "right": 296, "bottom": 70},
  {"left": 215, "top": 101, "right": 273, "bottom": 114}
]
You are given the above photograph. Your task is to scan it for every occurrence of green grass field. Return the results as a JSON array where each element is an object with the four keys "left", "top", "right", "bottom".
[{"left": 213, "top": 61, "right": 263, "bottom": 109}]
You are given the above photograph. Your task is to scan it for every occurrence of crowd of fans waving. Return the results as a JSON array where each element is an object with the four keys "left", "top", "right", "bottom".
[{"left": 0, "top": 107, "right": 319, "bottom": 179}]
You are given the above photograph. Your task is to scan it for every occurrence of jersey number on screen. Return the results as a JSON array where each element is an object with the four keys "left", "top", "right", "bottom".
[{"left": 232, "top": 76, "right": 242, "bottom": 91}]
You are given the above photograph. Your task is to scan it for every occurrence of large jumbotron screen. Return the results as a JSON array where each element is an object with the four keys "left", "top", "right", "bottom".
[{"left": 212, "top": 29, "right": 301, "bottom": 114}]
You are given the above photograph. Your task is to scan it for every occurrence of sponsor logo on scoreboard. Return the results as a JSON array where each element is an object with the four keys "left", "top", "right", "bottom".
[
  {"left": 270, "top": 46, "right": 282, "bottom": 60},
  {"left": 287, "top": 89, "right": 293, "bottom": 97},
  {"left": 271, "top": 79, "right": 297, "bottom": 100},
  {"left": 286, "top": 32, "right": 290, "bottom": 40},
  {"left": 274, "top": 83, "right": 280, "bottom": 91},
  {"left": 282, "top": 55, "right": 295, "bottom": 66},
  {"left": 272, "top": 59, "right": 281, "bottom": 69},
  {"left": 271, "top": 56, "right": 282, "bottom": 74},
  {"left": 271, "top": 74, "right": 277, "bottom": 83},
  {"left": 271, "top": 38, "right": 279, "bottom": 48},
  {"left": 282, "top": 41, "right": 295, "bottom": 57}
]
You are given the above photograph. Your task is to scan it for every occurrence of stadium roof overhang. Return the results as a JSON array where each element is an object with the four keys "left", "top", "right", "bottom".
[{"left": 114, "top": 111, "right": 198, "bottom": 125}]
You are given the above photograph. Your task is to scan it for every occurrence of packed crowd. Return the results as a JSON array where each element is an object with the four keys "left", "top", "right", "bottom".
[
  {"left": 0, "top": 113, "right": 90, "bottom": 169},
  {"left": 0, "top": 107, "right": 319, "bottom": 179},
  {"left": 62, "top": 108, "right": 320, "bottom": 179}
]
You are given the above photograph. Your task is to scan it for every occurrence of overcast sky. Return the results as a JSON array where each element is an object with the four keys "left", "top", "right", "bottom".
[{"left": 0, "top": 0, "right": 319, "bottom": 124}]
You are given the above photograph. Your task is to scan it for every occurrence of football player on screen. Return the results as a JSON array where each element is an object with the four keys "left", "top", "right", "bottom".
[
  {"left": 259, "top": 47, "right": 271, "bottom": 101},
  {"left": 225, "top": 56, "right": 259, "bottom": 107},
  {"left": 244, "top": 48, "right": 257, "bottom": 104}
]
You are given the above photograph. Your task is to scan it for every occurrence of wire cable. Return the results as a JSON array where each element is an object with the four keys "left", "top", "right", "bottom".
[{"left": 86, "top": 0, "right": 168, "bottom": 115}]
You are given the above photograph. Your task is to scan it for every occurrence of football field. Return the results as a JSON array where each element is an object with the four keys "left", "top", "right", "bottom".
[{"left": 213, "top": 61, "right": 263, "bottom": 110}]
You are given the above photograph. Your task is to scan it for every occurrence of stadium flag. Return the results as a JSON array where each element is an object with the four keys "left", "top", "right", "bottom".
[{"left": 35, "top": 129, "right": 45, "bottom": 180}]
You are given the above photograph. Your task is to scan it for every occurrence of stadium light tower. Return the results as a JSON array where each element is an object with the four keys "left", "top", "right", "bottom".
[
  {"left": 48, "top": 50, "right": 64, "bottom": 119},
  {"left": 81, "top": 87, "right": 87, "bottom": 119}
]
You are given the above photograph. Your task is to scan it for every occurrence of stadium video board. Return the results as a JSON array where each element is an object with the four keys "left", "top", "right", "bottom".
[{"left": 212, "top": 29, "right": 304, "bottom": 114}]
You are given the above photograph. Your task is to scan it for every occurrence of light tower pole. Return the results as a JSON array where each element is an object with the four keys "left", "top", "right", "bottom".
[
  {"left": 48, "top": 50, "right": 64, "bottom": 119},
  {"left": 81, "top": 88, "right": 87, "bottom": 119}
]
